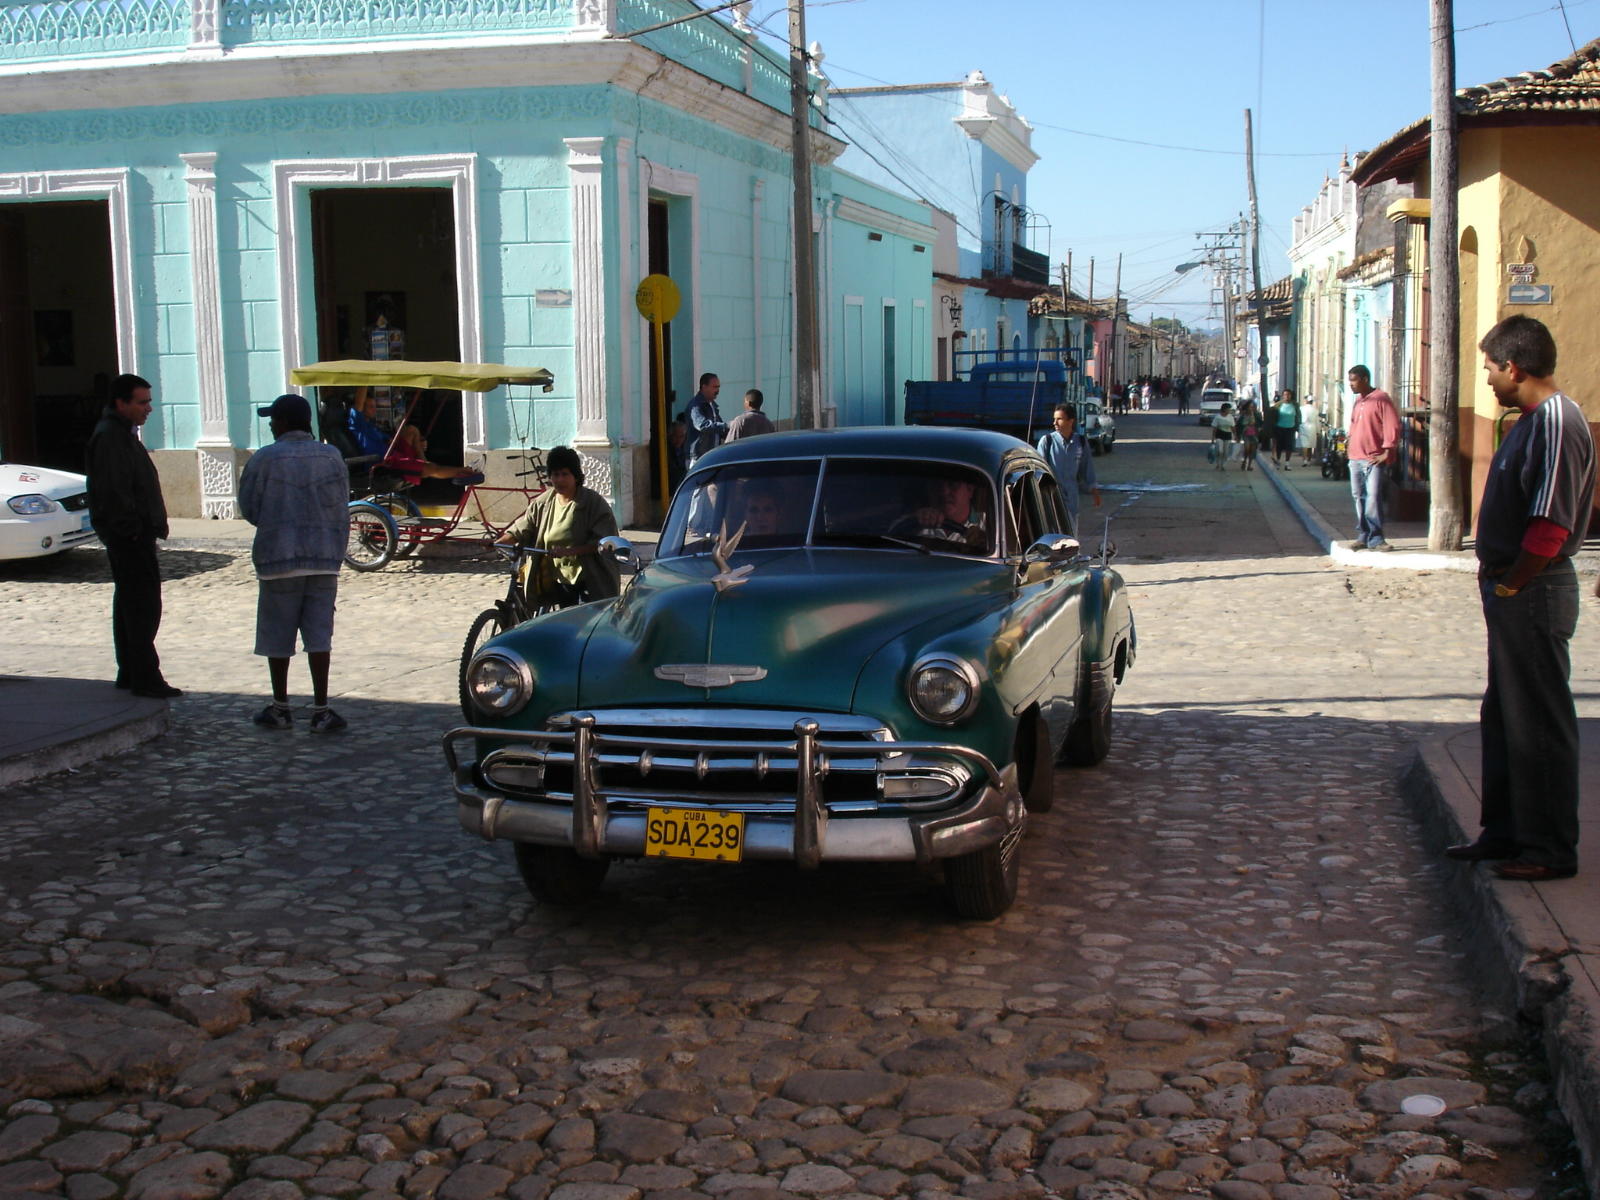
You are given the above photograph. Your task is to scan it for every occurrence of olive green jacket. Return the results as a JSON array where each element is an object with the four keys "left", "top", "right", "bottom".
[{"left": 504, "top": 486, "right": 621, "bottom": 601}]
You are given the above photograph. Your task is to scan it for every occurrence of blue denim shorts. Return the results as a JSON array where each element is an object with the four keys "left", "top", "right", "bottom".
[{"left": 255, "top": 574, "right": 338, "bottom": 658}]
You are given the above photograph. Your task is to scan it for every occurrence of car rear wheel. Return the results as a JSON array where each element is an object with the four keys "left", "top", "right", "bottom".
[
  {"left": 513, "top": 843, "right": 610, "bottom": 905},
  {"left": 1061, "top": 691, "right": 1114, "bottom": 766},
  {"left": 943, "top": 822, "right": 1022, "bottom": 920}
]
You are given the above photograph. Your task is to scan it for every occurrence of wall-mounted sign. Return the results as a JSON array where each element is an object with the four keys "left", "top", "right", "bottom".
[
  {"left": 535, "top": 290, "right": 572, "bottom": 307},
  {"left": 1507, "top": 283, "right": 1552, "bottom": 304},
  {"left": 1506, "top": 263, "right": 1537, "bottom": 280}
]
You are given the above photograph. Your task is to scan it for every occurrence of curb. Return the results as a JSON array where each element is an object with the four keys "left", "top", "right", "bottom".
[
  {"left": 1400, "top": 736, "right": 1600, "bottom": 1194},
  {"left": 1255, "top": 458, "right": 1477, "bottom": 573},
  {"left": 0, "top": 701, "right": 170, "bottom": 789}
]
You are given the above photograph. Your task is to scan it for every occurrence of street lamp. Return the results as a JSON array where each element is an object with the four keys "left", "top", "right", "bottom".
[{"left": 1175, "top": 262, "right": 1204, "bottom": 274}]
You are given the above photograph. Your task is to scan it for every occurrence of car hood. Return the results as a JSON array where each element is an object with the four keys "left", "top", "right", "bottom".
[
  {"left": 577, "top": 548, "right": 1007, "bottom": 712},
  {"left": 1, "top": 462, "right": 86, "bottom": 500}
]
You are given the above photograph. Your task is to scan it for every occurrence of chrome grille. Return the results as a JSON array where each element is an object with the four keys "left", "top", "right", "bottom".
[{"left": 480, "top": 707, "right": 971, "bottom": 812}]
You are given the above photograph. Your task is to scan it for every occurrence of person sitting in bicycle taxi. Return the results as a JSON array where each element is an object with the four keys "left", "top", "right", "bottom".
[
  {"left": 352, "top": 388, "right": 485, "bottom": 484},
  {"left": 494, "top": 445, "right": 621, "bottom": 605}
]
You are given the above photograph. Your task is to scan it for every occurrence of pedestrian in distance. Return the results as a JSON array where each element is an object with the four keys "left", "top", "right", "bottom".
[
  {"left": 1298, "top": 394, "right": 1318, "bottom": 465},
  {"left": 725, "top": 388, "right": 776, "bottom": 441},
  {"left": 239, "top": 394, "right": 352, "bottom": 733},
  {"left": 1271, "top": 388, "right": 1300, "bottom": 469},
  {"left": 85, "top": 373, "right": 180, "bottom": 699},
  {"left": 1237, "top": 402, "right": 1260, "bottom": 472},
  {"left": 683, "top": 373, "right": 727, "bottom": 470},
  {"left": 1344, "top": 365, "right": 1400, "bottom": 551},
  {"left": 1035, "top": 404, "right": 1101, "bottom": 536},
  {"left": 1445, "top": 315, "right": 1596, "bottom": 882},
  {"left": 1210, "top": 403, "right": 1236, "bottom": 471}
]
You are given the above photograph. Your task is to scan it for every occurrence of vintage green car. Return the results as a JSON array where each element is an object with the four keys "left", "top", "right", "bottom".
[{"left": 446, "top": 426, "right": 1136, "bottom": 919}]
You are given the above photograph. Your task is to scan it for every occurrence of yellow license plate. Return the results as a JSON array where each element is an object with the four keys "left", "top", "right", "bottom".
[{"left": 644, "top": 807, "right": 745, "bottom": 862}]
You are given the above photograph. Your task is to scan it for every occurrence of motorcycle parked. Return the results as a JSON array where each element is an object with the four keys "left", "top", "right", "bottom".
[{"left": 1319, "top": 424, "right": 1350, "bottom": 480}]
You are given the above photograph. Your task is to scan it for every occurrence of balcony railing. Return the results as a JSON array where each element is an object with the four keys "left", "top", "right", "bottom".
[
  {"left": 0, "top": 0, "right": 788, "bottom": 108},
  {"left": 0, "top": 0, "right": 189, "bottom": 60}
]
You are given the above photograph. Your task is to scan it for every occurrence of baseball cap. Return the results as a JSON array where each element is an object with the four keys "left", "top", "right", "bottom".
[{"left": 258, "top": 393, "right": 312, "bottom": 422}]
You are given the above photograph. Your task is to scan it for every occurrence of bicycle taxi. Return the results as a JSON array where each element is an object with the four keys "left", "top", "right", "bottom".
[{"left": 288, "top": 359, "right": 554, "bottom": 571}]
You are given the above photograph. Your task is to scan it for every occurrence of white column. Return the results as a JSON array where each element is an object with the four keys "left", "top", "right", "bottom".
[
  {"left": 189, "top": 0, "right": 220, "bottom": 51},
  {"left": 572, "top": 0, "right": 617, "bottom": 35},
  {"left": 565, "top": 137, "right": 616, "bottom": 507},
  {"left": 183, "top": 152, "right": 238, "bottom": 519}
]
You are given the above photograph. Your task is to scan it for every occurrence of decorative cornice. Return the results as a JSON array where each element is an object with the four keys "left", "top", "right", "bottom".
[
  {"left": 0, "top": 40, "right": 844, "bottom": 162},
  {"left": 832, "top": 195, "right": 934, "bottom": 243},
  {"left": 955, "top": 115, "right": 1038, "bottom": 173}
]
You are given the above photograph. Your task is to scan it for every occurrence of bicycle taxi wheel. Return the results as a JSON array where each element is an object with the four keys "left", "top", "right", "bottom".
[{"left": 346, "top": 500, "right": 398, "bottom": 571}]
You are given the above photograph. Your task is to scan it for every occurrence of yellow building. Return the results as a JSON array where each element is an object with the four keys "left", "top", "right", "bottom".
[{"left": 1351, "top": 36, "right": 1600, "bottom": 525}]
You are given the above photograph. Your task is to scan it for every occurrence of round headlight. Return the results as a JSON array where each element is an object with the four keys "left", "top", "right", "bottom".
[
  {"left": 465, "top": 651, "right": 533, "bottom": 717},
  {"left": 908, "top": 654, "right": 982, "bottom": 725}
]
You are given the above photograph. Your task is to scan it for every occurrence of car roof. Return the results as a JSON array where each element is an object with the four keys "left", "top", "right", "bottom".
[{"left": 694, "top": 425, "right": 1039, "bottom": 475}]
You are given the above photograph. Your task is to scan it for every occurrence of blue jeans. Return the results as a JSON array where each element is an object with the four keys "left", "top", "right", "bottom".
[
  {"left": 1478, "top": 562, "right": 1581, "bottom": 869},
  {"left": 1349, "top": 459, "right": 1386, "bottom": 546}
]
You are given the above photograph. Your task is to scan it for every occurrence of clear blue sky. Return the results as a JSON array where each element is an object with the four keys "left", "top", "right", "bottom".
[{"left": 747, "top": 0, "right": 1593, "bottom": 330}]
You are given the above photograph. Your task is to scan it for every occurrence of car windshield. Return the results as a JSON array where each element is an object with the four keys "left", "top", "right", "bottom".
[{"left": 660, "top": 457, "right": 996, "bottom": 558}]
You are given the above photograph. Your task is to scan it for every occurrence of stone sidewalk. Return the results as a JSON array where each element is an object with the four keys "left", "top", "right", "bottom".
[{"left": 1255, "top": 452, "right": 1600, "bottom": 1193}]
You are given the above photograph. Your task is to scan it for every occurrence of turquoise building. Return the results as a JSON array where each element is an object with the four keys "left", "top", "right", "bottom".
[
  {"left": 827, "top": 71, "right": 1048, "bottom": 388},
  {"left": 0, "top": 0, "right": 935, "bottom": 522}
]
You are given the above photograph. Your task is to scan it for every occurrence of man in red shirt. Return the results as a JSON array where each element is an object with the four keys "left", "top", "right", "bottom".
[{"left": 1344, "top": 365, "right": 1401, "bottom": 551}]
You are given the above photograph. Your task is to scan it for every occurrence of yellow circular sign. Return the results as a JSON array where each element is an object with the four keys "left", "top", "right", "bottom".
[{"left": 635, "top": 274, "right": 681, "bottom": 323}]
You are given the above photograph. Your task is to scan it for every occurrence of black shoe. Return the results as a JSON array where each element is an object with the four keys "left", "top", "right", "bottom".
[
  {"left": 131, "top": 682, "right": 183, "bottom": 699},
  {"left": 113, "top": 677, "right": 130, "bottom": 690},
  {"left": 1443, "top": 838, "right": 1518, "bottom": 862}
]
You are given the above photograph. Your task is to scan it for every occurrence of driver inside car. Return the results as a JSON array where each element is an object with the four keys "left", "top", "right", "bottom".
[{"left": 891, "top": 476, "right": 989, "bottom": 551}]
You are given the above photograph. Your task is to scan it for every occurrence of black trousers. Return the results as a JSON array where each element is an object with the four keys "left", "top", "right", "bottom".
[
  {"left": 102, "top": 534, "right": 164, "bottom": 688},
  {"left": 1479, "top": 560, "right": 1580, "bottom": 869}
]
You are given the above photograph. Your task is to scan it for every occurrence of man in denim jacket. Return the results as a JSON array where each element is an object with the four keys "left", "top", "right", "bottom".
[{"left": 238, "top": 394, "right": 351, "bottom": 733}]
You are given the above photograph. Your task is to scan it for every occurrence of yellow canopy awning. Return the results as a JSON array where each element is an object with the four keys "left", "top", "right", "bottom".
[{"left": 289, "top": 360, "right": 555, "bottom": 393}]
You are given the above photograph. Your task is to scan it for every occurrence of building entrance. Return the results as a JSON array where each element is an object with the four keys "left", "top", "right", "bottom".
[
  {"left": 0, "top": 201, "right": 117, "bottom": 471},
  {"left": 310, "top": 188, "right": 463, "bottom": 464}
]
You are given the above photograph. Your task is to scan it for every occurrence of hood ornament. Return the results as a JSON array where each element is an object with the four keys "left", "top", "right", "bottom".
[
  {"left": 711, "top": 520, "right": 754, "bottom": 593},
  {"left": 655, "top": 664, "right": 769, "bottom": 688}
]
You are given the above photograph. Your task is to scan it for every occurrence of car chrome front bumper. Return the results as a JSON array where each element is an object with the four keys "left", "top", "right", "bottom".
[{"left": 442, "top": 716, "right": 1021, "bottom": 868}]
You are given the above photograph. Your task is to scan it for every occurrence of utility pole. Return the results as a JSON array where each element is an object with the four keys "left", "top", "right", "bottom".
[
  {"left": 1086, "top": 257, "right": 1097, "bottom": 388},
  {"left": 1059, "top": 255, "right": 1075, "bottom": 402},
  {"left": 1429, "top": 0, "right": 1463, "bottom": 549},
  {"left": 788, "top": 0, "right": 819, "bottom": 429},
  {"left": 1110, "top": 253, "right": 1122, "bottom": 393},
  {"left": 1244, "top": 113, "right": 1270, "bottom": 407}
]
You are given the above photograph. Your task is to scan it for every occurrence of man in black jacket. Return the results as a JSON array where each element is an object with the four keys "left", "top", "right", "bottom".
[{"left": 86, "top": 374, "right": 180, "bottom": 699}]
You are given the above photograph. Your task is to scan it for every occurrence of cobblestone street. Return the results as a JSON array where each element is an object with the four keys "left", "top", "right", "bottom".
[{"left": 2, "top": 410, "right": 1595, "bottom": 1200}]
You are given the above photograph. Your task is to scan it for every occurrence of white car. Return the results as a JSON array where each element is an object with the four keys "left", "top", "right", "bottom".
[
  {"left": 1, "top": 463, "right": 99, "bottom": 561},
  {"left": 1081, "top": 399, "right": 1116, "bottom": 454},
  {"left": 1198, "top": 386, "right": 1236, "bottom": 426}
]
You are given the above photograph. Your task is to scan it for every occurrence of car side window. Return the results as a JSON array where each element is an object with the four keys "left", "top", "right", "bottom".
[
  {"left": 1005, "top": 471, "right": 1042, "bottom": 553},
  {"left": 1037, "top": 472, "right": 1072, "bottom": 535}
]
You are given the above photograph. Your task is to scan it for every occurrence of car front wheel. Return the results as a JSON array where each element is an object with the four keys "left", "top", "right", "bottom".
[
  {"left": 513, "top": 843, "right": 610, "bottom": 905},
  {"left": 943, "top": 822, "right": 1022, "bottom": 920}
]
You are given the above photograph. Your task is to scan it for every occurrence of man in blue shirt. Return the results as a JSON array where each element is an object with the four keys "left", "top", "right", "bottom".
[
  {"left": 1036, "top": 404, "right": 1101, "bottom": 535},
  {"left": 684, "top": 373, "right": 728, "bottom": 470}
]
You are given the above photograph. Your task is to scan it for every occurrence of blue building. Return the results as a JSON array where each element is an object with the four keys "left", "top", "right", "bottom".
[
  {"left": 0, "top": 0, "right": 935, "bottom": 522},
  {"left": 827, "top": 71, "right": 1049, "bottom": 388}
]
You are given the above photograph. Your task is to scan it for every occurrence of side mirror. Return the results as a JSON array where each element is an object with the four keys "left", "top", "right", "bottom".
[
  {"left": 1023, "top": 534, "right": 1079, "bottom": 565},
  {"left": 600, "top": 535, "right": 638, "bottom": 571}
]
